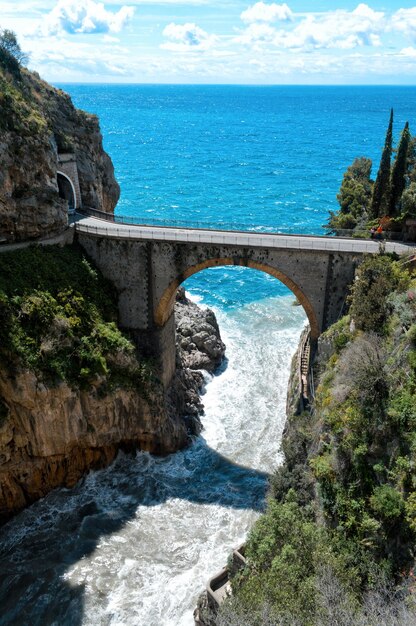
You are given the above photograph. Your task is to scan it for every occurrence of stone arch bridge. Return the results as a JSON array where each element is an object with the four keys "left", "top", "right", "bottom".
[{"left": 75, "top": 215, "right": 412, "bottom": 388}]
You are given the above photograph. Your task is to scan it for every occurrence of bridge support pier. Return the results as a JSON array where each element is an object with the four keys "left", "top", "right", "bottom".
[
  {"left": 76, "top": 233, "right": 179, "bottom": 390},
  {"left": 131, "top": 314, "right": 176, "bottom": 388}
]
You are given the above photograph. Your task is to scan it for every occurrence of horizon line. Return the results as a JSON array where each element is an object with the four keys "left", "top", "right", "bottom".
[{"left": 52, "top": 81, "right": 416, "bottom": 87}]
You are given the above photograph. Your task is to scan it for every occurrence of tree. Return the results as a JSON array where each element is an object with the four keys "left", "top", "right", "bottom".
[
  {"left": 389, "top": 122, "right": 411, "bottom": 216},
  {"left": 326, "top": 157, "right": 373, "bottom": 232},
  {"left": 0, "top": 29, "right": 28, "bottom": 77},
  {"left": 401, "top": 182, "right": 416, "bottom": 219},
  {"left": 407, "top": 136, "right": 416, "bottom": 182},
  {"left": 349, "top": 255, "right": 409, "bottom": 334},
  {"left": 0, "top": 29, "right": 28, "bottom": 65},
  {"left": 337, "top": 157, "right": 373, "bottom": 216},
  {"left": 370, "top": 109, "right": 393, "bottom": 219}
]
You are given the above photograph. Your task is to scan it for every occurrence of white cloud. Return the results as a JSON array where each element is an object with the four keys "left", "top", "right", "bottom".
[
  {"left": 41, "top": 0, "right": 134, "bottom": 36},
  {"left": 283, "top": 5, "right": 384, "bottom": 50},
  {"left": 161, "top": 22, "right": 216, "bottom": 51},
  {"left": 392, "top": 8, "right": 416, "bottom": 41},
  {"left": 236, "top": 3, "right": 385, "bottom": 51},
  {"left": 234, "top": 23, "right": 276, "bottom": 45},
  {"left": 240, "top": 2, "right": 293, "bottom": 24},
  {"left": 400, "top": 46, "right": 416, "bottom": 58},
  {"left": 0, "top": 1, "right": 46, "bottom": 15},
  {"left": 102, "top": 34, "right": 120, "bottom": 43},
  {"left": 26, "top": 34, "right": 132, "bottom": 77},
  {"left": 110, "top": 0, "right": 210, "bottom": 3}
]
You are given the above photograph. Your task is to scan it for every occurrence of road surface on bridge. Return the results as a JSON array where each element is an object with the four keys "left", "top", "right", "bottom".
[{"left": 74, "top": 214, "right": 416, "bottom": 256}]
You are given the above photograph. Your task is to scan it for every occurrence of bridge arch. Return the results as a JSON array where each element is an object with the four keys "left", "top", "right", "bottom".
[
  {"left": 57, "top": 171, "right": 77, "bottom": 212},
  {"left": 154, "top": 257, "right": 319, "bottom": 340}
]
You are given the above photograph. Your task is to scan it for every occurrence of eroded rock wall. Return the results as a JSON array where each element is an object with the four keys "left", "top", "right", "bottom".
[
  {"left": 0, "top": 289, "right": 226, "bottom": 523},
  {"left": 0, "top": 368, "right": 188, "bottom": 522},
  {"left": 0, "top": 68, "right": 119, "bottom": 243}
]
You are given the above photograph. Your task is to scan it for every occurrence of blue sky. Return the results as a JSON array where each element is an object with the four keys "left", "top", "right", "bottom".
[{"left": 2, "top": 1, "right": 416, "bottom": 83}]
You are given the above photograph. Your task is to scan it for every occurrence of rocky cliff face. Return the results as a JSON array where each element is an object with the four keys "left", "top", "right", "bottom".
[
  {"left": 0, "top": 62, "right": 226, "bottom": 523},
  {"left": 176, "top": 287, "right": 226, "bottom": 373},
  {"left": 0, "top": 288, "right": 225, "bottom": 523},
  {"left": 0, "top": 369, "right": 189, "bottom": 523},
  {"left": 0, "top": 66, "right": 119, "bottom": 242}
]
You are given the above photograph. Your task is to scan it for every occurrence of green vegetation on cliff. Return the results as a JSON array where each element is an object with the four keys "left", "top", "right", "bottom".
[
  {"left": 327, "top": 111, "right": 416, "bottom": 236},
  {"left": 0, "top": 245, "right": 153, "bottom": 391},
  {"left": 218, "top": 253, "right": 416, "bottom": 625}
]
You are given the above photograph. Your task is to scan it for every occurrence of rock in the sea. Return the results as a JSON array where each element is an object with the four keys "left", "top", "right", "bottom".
[
  {"left": 172, "top": 287, "right": 226, "bottom": 432},
  {"left": 175, "top": 287, "right": 226, "bottom": 372}
]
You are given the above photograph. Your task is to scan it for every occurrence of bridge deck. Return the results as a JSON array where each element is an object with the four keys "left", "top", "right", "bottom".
[{"left": 74, "top": 214, "right": 416, "bottom": 256}]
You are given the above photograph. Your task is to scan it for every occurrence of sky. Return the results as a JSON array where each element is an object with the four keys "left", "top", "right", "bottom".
[{"left": 2, "top": 1, "right": 416, "bottom": 83}]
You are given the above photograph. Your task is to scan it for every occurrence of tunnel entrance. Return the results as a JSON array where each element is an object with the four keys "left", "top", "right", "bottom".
[{"left": 57, "top": 172, "right": 76, "bottom": 214}]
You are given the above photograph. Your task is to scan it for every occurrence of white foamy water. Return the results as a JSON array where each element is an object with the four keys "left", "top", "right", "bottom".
[{"left": 0, "top": 294, "right": 305, "bottom": 626}]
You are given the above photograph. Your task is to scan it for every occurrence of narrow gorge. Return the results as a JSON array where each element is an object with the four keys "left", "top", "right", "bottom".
[{"left": 0, "top": 62, "right": 228, "bottom": 520}]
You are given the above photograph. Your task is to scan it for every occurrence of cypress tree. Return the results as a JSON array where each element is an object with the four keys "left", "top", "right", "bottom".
[
  {"left": 389, "top": 122, "right": 411, "bottom": 216},
  {"left": 370, "top": 109, "right": 393, "bottom": 218}
]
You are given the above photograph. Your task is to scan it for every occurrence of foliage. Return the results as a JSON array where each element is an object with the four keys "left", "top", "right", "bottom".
[
  {"left": 327, "top": 157, "right": 373, "bottom": 232},
  {"left": 0, "top": 69, "right": 48, "bottom": 136},
  {"left": 0, "top": 29, "right": 27, "bottom": 78},
  {"left": 370, "top": 485, "right": 404, "bottom": 521},
  {"left": 348, "top": 255, "right": 410, "bottom": 334},
  {"left": 370, "top": 109, "right": 393, "bottom": 219},
  {"left": 408, "top": 136, "right": 416, "bottom": 182},
  {"left": 0, "top": 29, "right": 28, "bottom": 66},
  {"left": 326, "top": 112, "right": 416, "bottom": 238},
  {"left": 0, "top": 246, "right": 155, "bottom": 392},
  {"left": 219, "top": 573, "right": 416, "bottom": 626},
  {"left": 401, "top": 182, "right": 416, "bottom": 220},
  {"left": 231, "top": 496, "right": 344, "bottom": 625},
  {"left": 389, "top": 122, "right": 411, "bottom": 216},
  {"left": 227, "top": 253, "right": 416, "bottom": 625}
]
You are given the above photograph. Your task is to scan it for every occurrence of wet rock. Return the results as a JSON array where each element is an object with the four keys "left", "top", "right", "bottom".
[
  {"left": 173, "top": 287, "right": 226, "bottom": 432},
  {"left": 175, "top": 287, "right": 226, "bottom": 373}
]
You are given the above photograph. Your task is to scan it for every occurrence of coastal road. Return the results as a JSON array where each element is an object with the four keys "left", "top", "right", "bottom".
[{"left": 74, "top": 214, "right": 416, "bottom": 256}]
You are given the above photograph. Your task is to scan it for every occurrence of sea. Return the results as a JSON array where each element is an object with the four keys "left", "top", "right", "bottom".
[{"left": 1, "top": 85, "right": 416, "bottom": 626}]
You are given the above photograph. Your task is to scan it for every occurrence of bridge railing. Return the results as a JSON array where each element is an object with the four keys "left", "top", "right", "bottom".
[
  {"left": 75, "top": 220, "right": 415, "bottom": 255},
  {"left": 77, "top": 207, "right": 405, "bottom": 241}
]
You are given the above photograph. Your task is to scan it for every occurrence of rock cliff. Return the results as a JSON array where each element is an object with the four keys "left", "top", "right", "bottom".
[
  {"left": 176, "top": 287, "right": 226, "bottom": 373},
  {"left": 0, "top": 65, "right": 119, "bottom": 242},
  {"left": 0, "top": 62, "right": 226, "bottom": 523},
  {"left": 0, "top": 253, "right": 225, "bottom": 523},
  {"left": 0, "top": 369, "right": 187, "bottom": 522}
]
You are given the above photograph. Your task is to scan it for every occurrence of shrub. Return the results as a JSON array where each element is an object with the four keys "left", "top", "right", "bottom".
[
  {"left": 0, "top": 246, "right": 154, "bottom": 392},
  {"left": 401, "top": 182, "right": 416, "bottom": 219},
  {"left": 334, "top": 333, "right": 388, "bottom": 409},
  {"left": 349, "top": 255, "right": 410, "bottom": 334},
  {"left": 326, "top": 157, "right": 373, "bottom": 233},
  {"left": 370, "top": 485, "right": 404, "bottom": 521}
]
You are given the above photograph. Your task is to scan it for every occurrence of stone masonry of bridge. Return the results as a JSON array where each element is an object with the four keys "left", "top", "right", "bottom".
[{"left": 76, "top": 227, "right": 360, "bottom": 388}]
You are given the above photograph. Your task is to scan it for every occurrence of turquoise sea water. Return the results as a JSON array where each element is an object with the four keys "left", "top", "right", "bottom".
[
  {"left": 1, "top": 86, "right": 416, "bottom": 626},
  {"left": 66, "top": 84, "right": 416, "bottom": 307}
]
